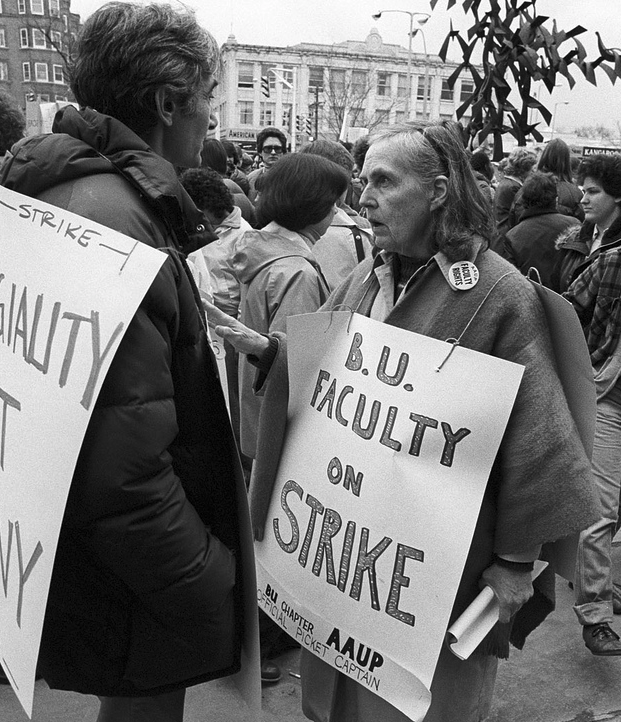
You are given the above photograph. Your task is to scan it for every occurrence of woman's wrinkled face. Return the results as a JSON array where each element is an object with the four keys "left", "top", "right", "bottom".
[
  {"left": 162, "top": 76, "right": 218, "bottom": 168},
  {"left": 359, "top": 139, "right": 435, "bottom": 261}
]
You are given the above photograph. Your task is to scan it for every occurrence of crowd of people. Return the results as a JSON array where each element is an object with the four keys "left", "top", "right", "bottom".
[{"left": 1, "top": 2, "right": 620, "bottom": 722}]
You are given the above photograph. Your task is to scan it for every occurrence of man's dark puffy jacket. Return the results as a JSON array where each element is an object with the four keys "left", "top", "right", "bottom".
[{"left": 1, "top": 106, "right": 251, "bottom": 696}]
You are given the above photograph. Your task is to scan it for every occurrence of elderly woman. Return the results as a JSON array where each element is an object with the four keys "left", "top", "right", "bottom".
[
  {"left": 208, "top": 121, "right": 598, "bottom": 722},
  {"left": 1, "top": 4, "right": 252, "bottom": 721}
]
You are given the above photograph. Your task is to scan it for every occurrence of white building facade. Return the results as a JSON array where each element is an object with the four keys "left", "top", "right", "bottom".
[{"left": 216, "top": 28, "right": 475, "bottom": 150}]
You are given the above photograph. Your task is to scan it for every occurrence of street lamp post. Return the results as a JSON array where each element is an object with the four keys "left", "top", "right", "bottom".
[
  {"left": 372, "top": 9, "right": 430, "bottom": 122},
  {"left": 551, "top": 101, "right": 569, "bottom": 140},
  {"left": 411, "top": 24, "right": 429, "bottom": 120}
]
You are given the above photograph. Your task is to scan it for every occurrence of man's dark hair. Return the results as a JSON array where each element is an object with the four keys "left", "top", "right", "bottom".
[
  {"left": 256, "top": 126, "right": 287, "bottom": 154},
  {"left": 299, "top": 139, "right": 354, "bottom": 174},
  {"left": 256, "top": 153, "right": 348, "bottom": 231},
  {"left": 577, "top": 154, "right": 621, "bottom": 199},
  {"left": 351, "top": 135, "right": 370, "bottom": 171},
  {"left": 69, "top": 2, "right": 219, "bottom": 137},
  {"left": 470, "top": 150, "right": 494, "bottom": 182},
  {"left": 520, "top": 171, "right": 558, "bottom": 211},
  {"left": 200, "top": 138, "right": 228, "bottom": 175},
  {"left": 180, "top": 166, "right": 234, "bottom": 221},
  {"left": 221, "top": 140, "right": 240, "bottom": 164},
  {"left": 0, "top": 89, "right": 26, "bottom": 154}
]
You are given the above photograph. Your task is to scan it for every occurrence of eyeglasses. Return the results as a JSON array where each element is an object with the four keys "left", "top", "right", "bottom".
[{"left": 262, "top": 145, "right": 283, "bottom": 155}]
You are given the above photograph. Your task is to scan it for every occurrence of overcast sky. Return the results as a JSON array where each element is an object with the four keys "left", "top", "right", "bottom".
[{"left": 68, "top": 0, "right": 621, "bottom": 135}]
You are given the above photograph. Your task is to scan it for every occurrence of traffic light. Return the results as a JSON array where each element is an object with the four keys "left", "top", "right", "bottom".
[
  {"left": 295, "top": 114, "right": 302, "bottom": 132},
  {"left": 261, "top": 75, "right": 270, "bottom": 98}
]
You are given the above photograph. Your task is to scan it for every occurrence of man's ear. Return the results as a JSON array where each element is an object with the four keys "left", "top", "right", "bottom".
[
  {"left": 430, "top": 175, "right": 449, "bottom": 211},
  {"left": 154, "top": 87, "right": 175, "bottom": 127}
]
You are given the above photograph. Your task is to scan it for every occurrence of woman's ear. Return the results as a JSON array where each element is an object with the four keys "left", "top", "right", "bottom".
[
  {"left": 430, "top": 175, "right": 449, "bottom": 211},
  {"left": 154, "top": 87, "right": 175, "bottom": 127}
]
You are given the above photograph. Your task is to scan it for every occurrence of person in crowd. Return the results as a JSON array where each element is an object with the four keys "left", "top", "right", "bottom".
[
  {"left": 247, "top": 126, "right": 288, "bottom": 202},
  {"left": 1, "top": 4, "right": 254, "bottom": 720},
  {"left": 469, "top": 149, "right": 495, "bottom": 205},
  {"left": 181, "top": 166, "right": 251, "bottom": 318},
  {"left": 201, "top": 137, "right": 256, "bottom": 226},
  {"left": 563, "top": 163, "right": 621, "bottom": 655},
  {"left": 504, "top": 171, "right": 580, "bottom": 286},
  {"left": 536, "top": 138, "right": 584, "bottom": 220},
  {"left": 299, "top": 139, "right": 374, "bottom": 290},
  {"left": 553, "top": 153, "right": 621, "bottom": 293},
  {"left": 233, "top": 151, "right": 348, "bottom": 684},
  {"left": 492, "top": 146, "right": 537, "bottom": 247},
  {"left": 207, "top": 121, "right": 598, "bottom": 722},
  {"left": 181, "top": 165, "right": 254, "bottom": 504},
  {"left": 234, "top": 151, "right": 347, "bottom": 461},
  {"left": 222, "top": 139, "right": 251, "bottom": 196},
  {"left": 0, "top": 88, "right": 26, "bottom": 159}
]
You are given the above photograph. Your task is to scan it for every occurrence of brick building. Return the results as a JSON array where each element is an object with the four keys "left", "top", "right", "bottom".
[{"left": 0, "top": 0, "right": 80, "bottom": 108}]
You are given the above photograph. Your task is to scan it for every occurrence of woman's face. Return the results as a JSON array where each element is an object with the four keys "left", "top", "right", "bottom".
[
  {"left": 359, "top": 139, "right": 436, "bottom": 261},
  {"left": 581, "top": 176, "right": 621, "bottom": 228},
  {"left": 160, "top": 76, "right": 218, "bottom": 168}
]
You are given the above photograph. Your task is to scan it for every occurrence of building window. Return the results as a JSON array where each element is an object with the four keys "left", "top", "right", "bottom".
[
  {"left": 0, "top": 27, "right": 5, "bottom": 47},
  {"left": 51, "top": 30, "right": 61, "bottom": 49},
  {"left": 55, "top": 94, "right": 67, "bottom": 101},
  {"left": 39, "top": 93, "right": 49, "bottom": 101},
  {"left": 377, "top": 71, "right": 390, "bottom": 97},
  {"left": 330, "top": 69, "right": 346, "bottom": 95},
  {"left": 260, "top": 102, "right": 275, "bottom": 127},
  {"left": 18, "top": 0, "right": 26, "bottom": 13},
  {"left": 238, "top": 101, "right": 253, "bottom": 125},
  {"left": 348, "top": 106, "right": 365, "bottom": 126},
  {"left": 0, "top": 61, "right": 7, "bottom": 81},
  {"left": 416, "top": 76, "right": 432, "bottom": 101},
  {"left": 351, "top": 70, "right": 368, "bottom": 96},
  {"left": 35, "top": 62, "right": 48, "bottom": 82},
  {"left": 237, "top": 62, "right": 254, "bottom": 89},
  {"left": 20, "top": 27, "right": 28, "bottom": 47},
  {"left": 374, "top": 109, "right": 390, "bottom": 126},
  {"left": 460, "top": 80, "right": 475, "bottom": 104},
  {"left": 395, "top": 110, "right": 405, "bottom": 124},
  {"left": 49, "top": 0, "right": 60, "bottom": 15},
  {"left": 441, "top": 79, "right": 454, "bottom": 102},
  {"left": 30, "top": 0, "right": 44, "bottom": 13},
  {"left": 397, "top": 74, "right": 408, "bottom": 98},
  {"left": 32, "top": 28, "right": 46, "bottom": 47},
  {"left": 308, "top": 66, "right": 324, "bottom": 93},
  {"left": 53, "top": 64, "right": 63, "bottom": 83},
  {"left": 22, "top": 62, "right": 31, "bottom": 81}
]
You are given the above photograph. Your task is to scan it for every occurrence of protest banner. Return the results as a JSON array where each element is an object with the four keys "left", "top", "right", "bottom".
[
  {"left": 254, "top": 311, "right": 524, "bottom": 721},
  {"left": 0, "top": 186, "right": 166, "bottom": 717}
]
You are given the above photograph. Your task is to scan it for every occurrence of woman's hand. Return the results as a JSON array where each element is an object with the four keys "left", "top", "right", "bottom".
[{"left": 203, "top": 301, "right": 270, "bottom": 358}]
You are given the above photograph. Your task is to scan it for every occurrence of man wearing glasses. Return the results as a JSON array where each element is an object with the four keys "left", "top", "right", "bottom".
[{"left": 248, "top": 126, "right": 288, "bottom": 202}]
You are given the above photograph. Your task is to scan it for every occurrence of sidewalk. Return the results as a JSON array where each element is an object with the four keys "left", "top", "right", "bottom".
[{"left": 2, "top": 580, "right": 621, "bottom": 721}]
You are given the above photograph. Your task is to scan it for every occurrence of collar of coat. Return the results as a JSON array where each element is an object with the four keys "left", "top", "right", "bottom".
[{"left": 1, "top": 105, "right": 217, "bottom": 254}]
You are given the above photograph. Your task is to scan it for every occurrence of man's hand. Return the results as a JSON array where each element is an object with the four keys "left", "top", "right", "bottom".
[
  {"left": 480, "top": 562, "right": 534, "bottom": 624},
  {"left": 203, "top": 301, "right": 270, "bottom": 358}
]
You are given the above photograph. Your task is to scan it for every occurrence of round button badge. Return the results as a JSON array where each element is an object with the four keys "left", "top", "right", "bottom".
[{"left": 448, "top": 261, "right": 479, "bottom": 291}]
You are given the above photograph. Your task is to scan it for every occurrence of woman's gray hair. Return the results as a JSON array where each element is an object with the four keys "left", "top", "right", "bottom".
[
  {"left": 69, "top": 2, "right": 220, "bottom": 137},
  {"left": 370, "top": 122, "right": 496, "bottom": 261}
]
